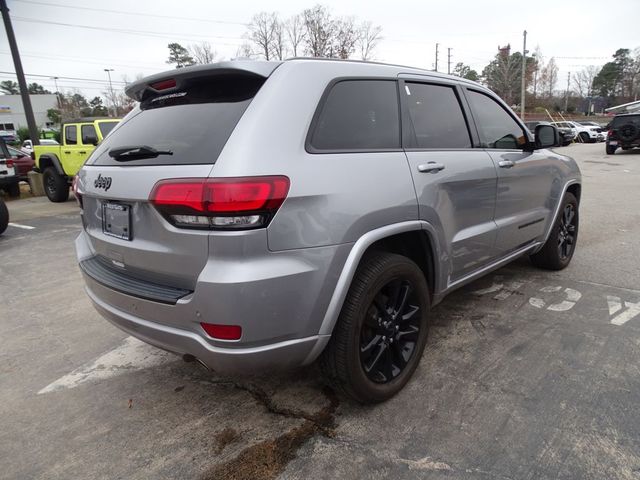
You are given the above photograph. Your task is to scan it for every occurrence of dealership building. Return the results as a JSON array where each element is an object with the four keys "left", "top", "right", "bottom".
[{"left": 0, "top": 94, "right": 58, "bottom": 131}]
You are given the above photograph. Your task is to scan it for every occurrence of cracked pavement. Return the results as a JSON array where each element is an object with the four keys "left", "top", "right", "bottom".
[{"left": 1, "top": 143, "right": 639, "bottom": 479}]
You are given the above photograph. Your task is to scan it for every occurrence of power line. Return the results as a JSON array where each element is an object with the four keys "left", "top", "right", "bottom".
[
  {"left": 11, "top": 16, "right": 245, "bottom": 45},
  {"left": 0, "top": 70, "right": 127, "bottom": 84},
  {"left": 13, "top": 0, "right": 248, "bottom": 26},
  {"left": 0, "top": 50, "right": 162, "bottom": 72}
]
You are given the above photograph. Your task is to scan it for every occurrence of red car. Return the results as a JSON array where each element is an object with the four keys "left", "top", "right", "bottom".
[{"left": 7, "top": 144, "right": 34, "bottom": 181}]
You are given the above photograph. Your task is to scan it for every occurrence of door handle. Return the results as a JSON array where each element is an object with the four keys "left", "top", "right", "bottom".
[
  {"left": 418, "top": 162, "right": 445, "bottom": 173},
  {"left": 63, "top": 151, "right": 71, "bottom": 154},
  {"left": 79, "top": 151, "right": 87, "bottom": 154},
  {"left": 498, "top": 160, "right": 515, "bottom": 168}
]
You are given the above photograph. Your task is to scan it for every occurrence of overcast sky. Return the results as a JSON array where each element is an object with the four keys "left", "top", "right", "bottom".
[{"left": 1, "top": 0, "right": 638, "bottom": 99}]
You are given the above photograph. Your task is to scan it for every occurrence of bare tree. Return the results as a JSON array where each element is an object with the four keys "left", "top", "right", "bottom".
[
  {"left": 235, "top": 42, "right": 255, "bottom": 59},
  {"left": 247, "top": 12, "right": 279, "bottom": 60},
  {"left": 538, "top": 57, "right": 559, "bottom": 98},
  {"left": 271, "top": 19, "right": 286, "bottom": 60},
  {"left": 333, "top": 17, "right": 358, "bottom": 59},
  {"left": 189, "top": 42, "right": 217, "bottom": 64},
  {"left": 285, "top": 14, "right": 306, "bottom": 57},
  {"left": 357, "top": 21, "right": 382, "bottom": 61},
  {"left": 303, "top": 5, "right": 334, "bottom": 57},
  {"left": 573, "top": 66, "right": 599, "bottom": 98}
]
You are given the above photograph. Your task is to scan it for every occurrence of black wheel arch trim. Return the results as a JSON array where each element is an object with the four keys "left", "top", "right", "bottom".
[{"left": 38, "top": 154, "right": 66, "bottom": 177}]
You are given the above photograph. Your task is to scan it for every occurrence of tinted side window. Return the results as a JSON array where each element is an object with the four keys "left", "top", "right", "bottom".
[
  {"left": 404, "top": 83, "right": 471, "bottom": 148},
  {"left": 467, "top": 90, "right": 526, "bottom": 149},
  {"left": 81, "top": 125, "right": 97, "bottom": 144},
  {"left": 65, "top": 125, "right": 77, "bottom": 145},
  {"left": 310, "top": 80, "right": 400, "bottom": 151}
]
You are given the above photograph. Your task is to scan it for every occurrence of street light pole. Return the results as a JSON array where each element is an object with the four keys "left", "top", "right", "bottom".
[
  {"left": 51, "top": 76, "right": 60, "bottom": 108},
  {"left": 520, "top": 30, "right": 528, "bottom": 121},
  {"left": 104, "top": 68, "right": 115, "bottom": 117},
  {"left": 0, "top": 0, "right": 40, "bottom": 145}
]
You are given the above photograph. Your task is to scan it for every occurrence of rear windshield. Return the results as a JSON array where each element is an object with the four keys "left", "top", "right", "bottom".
[
  {"left": 611, "top": 115, "right": 640, "bottom": 127},
  {"left": 87, "top": 75, "right": 264, "bottom": 166}
]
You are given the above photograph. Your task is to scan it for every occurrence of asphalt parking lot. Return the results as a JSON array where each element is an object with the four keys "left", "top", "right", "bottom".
[{"left": 1, "top": 143, "right": 639, "bottom": 480}]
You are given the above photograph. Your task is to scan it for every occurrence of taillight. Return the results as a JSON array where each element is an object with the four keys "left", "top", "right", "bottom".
[
  {"left": 72, "top": 175, "right": 83, "bottom": 209},
  {"left": 149, "top": 176, "right": 290, "bottom": 230},
  {"left": 607, "top": 129, "right": 615, "bottom": 139},
  {"left": 6, "top": 159, "right": 13, "bottom": 168},
  {"left": 30, "top": 151, "right": 35, "bottom": 160}
]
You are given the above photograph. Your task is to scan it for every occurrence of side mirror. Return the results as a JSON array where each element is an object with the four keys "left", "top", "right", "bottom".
[
  {"left": 534, "top": 124, "right": 559, "bottom": 149},
  {"left": 85, "top": 135, "right": 99, "bottom": 146}
]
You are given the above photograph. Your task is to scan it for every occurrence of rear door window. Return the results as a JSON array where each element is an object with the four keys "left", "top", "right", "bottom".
[
  {"left": 88, "top": 75, "right": 265, "bottom": 166},
  {"left": 81, "top": 125, "right": 97, "bottom": 145},
  {"left": 65, "top": 125, "right": 77, "bottom": 145},
  {"left": 308, "top": 80, "right": 400, "bottom": 151},
  {"left": 403, "top": 82, "right": 471, "bottom": 149},
  {"left": 97, "top": 121, "right": 119, "bottom": 138},
  {"left": 466, "top": 90, "right": 526, "bottom": 149}
]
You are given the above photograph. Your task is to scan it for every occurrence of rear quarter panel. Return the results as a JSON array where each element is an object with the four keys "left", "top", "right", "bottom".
[{"left": 210, "top": 61, "right": 419, "bottom": 252}]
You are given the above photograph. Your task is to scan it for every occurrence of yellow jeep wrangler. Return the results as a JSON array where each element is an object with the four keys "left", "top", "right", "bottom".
[{"left": 34, "top": 117, "right": 120, "bottom": 202}]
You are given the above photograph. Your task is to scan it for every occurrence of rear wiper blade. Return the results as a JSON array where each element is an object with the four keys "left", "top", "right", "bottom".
[{"left": 108, "top": 145, "right": 173, "bottom": 161}]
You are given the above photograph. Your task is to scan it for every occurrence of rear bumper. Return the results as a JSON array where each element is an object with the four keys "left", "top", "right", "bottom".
[
  {"left": 0, "top": 175, "right": 18, "bottom": 187},
  {"left": 76, "top": 230, "right": 348, "bottom": 373},
  {"left": 85, "top": 285, "right": 328, "bottom": 373}
]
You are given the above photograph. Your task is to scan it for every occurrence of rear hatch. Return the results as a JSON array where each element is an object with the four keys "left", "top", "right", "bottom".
[{"left": 78, "top": 62, "right": 280, "bottom": 291}]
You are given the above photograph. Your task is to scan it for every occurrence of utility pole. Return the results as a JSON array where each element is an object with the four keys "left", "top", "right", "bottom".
[
  {"left": 520, "top": 29, "right": 527, "bottom": 121},
  {"left": 51, "top": 76, "right": 61, "bottom": 109},
  {"left": 447, "top": 47, "right": 452, "bottom": 75},
  {"left": 434, "top": 43, "right": 439, "bottom": 72},
  {"left": 104, "top": 68, "right": 115, "bottom": 117},
  {"left": 564, "top": 72, "right": 571, "bottom": 112},
  {"left": 0, "top": 0, "right": 40, "bottom": 145}
]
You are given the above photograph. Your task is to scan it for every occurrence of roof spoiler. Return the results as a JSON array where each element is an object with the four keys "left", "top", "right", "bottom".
[{"left": 125, "top": 61, "right": 282, "bottom": 102}]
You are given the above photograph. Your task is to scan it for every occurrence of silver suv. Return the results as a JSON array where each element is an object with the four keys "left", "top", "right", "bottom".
[{"left": 75, "top": 59, "right": 581, "bottom": 403}]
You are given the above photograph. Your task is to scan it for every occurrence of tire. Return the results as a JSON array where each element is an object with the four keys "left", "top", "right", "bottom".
[
  {"left": 530, "top": 192, "right": 579, "bottom": 270},
  {"left": 43, "top": 167, "right": 69, "bottom": 202},
  {"left": 0, "top": 198, "right": 8, "bottom": 235},
  {"left": 579, "top": 132, "right": 590, "bottom": 143},
  {"left": 619, "top": 123, "right": 638, "bottom": 142},
  {"left": 319, "top": 252, "right": 430, "bottom": 403},
  {"left": 7, "top": 182, "right": 20, "bottom": 198},
  {"left": 606, "top": 144, "right": 617, "bottom": 155}
]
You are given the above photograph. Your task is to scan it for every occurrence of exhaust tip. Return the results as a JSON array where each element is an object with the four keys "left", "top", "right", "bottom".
[{"left": 182, "top": 354, "right": 212, "bottom": 371}]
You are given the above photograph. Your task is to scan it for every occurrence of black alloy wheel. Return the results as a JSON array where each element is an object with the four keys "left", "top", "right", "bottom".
[
  {"left": 360, "top": 278, "right": 421, "bottom": 384},
  {"left": 557, "top": 203, "right": 577, "bottom": 261}
]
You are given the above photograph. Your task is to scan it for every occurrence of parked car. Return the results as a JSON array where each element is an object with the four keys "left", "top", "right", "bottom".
[
  {"left": 525, "top": 121, "right": 573, "bottom": 146},
  {"left": 0, "top": 122, "right": 17, "bottom": 143},
  {"left": 7, "top": 145, "right": 34, "bottom": 181},
  {"left": 34, "top": 117, "right": 121, "bottom": 202},
  {"left": 551, "top": 121, "right": 603, "bottom": 143},
  {"left": 75, "top": 59, "right": 581, "bottom": 403},
  {"left": 578, "top": 121, "right": 607, "bottom": 132},
  {"left": 21, "top": 138, "right": 59, "bottom": 155},
  {"left": 0, "top": 138, "right": 20, "bottom": 197},
  {"left": 605, "top": 113, "right": 640, "bottom": 154},
  {"left": 0, "top": 197, "right": 8, "bottom": 234}
]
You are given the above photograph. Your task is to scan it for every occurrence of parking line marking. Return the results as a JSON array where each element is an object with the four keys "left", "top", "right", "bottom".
[
  {"left": 8, "top": 222, "right": 35, "bottom": 230},
  {"left": 38, "top": 336, "right": 173, "bottom": 394}
]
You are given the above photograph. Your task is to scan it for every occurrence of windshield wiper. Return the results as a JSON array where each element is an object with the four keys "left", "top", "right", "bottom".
[{"left": 108, "top": 145, "right": 173, "bottom": 161}]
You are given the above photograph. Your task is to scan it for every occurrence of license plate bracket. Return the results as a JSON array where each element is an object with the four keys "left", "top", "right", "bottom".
[{"left": 102, "top": 202, "right": 132, "bottom": 241}]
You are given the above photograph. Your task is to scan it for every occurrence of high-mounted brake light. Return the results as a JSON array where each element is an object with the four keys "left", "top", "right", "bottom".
[
  {"left": 150, "top": 78, "right": 176, "bottom": 91},
  {"left": 149, "top": 176, "right": 290, "bottom": 230}
]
